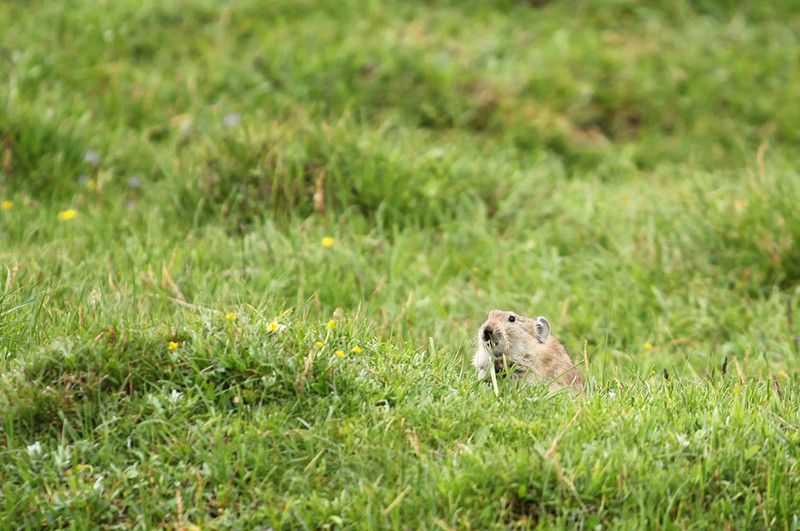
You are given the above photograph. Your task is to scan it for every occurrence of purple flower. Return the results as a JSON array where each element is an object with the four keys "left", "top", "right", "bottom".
[
  {"left": 84, "top": 149, "right": 101, "bottom": 167},
  {"left": 222, "top": 113, "right": 241, "bottom": 128},
  {"left": 128, "top": 176, "right": 142, "bottom": 189}
]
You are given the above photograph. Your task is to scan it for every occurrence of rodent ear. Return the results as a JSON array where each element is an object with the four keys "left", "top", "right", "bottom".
[{"left": 533, "top": 317, "right": 551, "bottom": 343}]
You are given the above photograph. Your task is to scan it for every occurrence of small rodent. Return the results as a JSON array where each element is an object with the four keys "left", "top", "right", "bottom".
[{"left": 473, "top": 309, "right": 584, "bottom": 394}]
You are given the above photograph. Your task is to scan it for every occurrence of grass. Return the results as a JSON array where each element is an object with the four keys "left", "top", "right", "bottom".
[{"left": 2, "top": 0, "right": 800, "bottom": 528}]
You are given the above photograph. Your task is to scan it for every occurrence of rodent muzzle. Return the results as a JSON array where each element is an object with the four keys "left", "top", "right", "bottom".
[
  {"left": 482, "top": 325, "right": 505, "bottom": 356},
  {"left": 481, "top": 322, "right": 510, "bottom": 357}
]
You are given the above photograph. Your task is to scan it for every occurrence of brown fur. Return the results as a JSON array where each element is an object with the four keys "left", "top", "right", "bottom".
[{"left": 473, "top": 309, "right": 584, "bottom": 394}]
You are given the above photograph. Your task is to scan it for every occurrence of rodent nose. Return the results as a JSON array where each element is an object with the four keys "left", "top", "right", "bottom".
[{"left": 482, "top": 326, "right": 493, "bottom": 342}]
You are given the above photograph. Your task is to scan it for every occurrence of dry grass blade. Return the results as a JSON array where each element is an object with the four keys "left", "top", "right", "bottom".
[
  {"left": 734, "top": 358, "right": 746, "bottom": 385},
  {"left": 175, "top": 487, "right": 185, "bottom": 531},
  {"left": 382, "top": 486, "right": 412, "bottom": 517},
  {"left": 773, "top": 375, "right": 784, "bottom": 399},
  {"left": 296, "top": 349, "right": 314, "bottom": 395},
  {"left": 6, "top": 259, "right": 19, "bottom": 291}
]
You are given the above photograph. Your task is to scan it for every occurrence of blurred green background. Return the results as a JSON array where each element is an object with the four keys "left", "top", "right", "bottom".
[{"left": 3, "top": 0, "right": 799, "bottom": 376}]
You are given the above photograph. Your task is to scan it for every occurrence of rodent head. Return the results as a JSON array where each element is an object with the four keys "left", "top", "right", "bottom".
[{"left": 478, "top": 310, "right": 551, "bottom": 365}]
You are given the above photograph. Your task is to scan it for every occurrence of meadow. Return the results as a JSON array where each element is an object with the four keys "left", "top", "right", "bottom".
[{"left": 2, "top": 0, "right": 800, "bottom": 528}]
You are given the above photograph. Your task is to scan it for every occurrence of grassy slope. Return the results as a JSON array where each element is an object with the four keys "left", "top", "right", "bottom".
[{"left": 2, "top": 0, "right": 800, "bottom": 528}]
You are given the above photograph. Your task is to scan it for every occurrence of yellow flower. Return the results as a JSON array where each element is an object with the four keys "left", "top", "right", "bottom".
[
  {"left": 75, "top": 464, "right": 92, "bottom": 472},
  {"left": 58, "top": 209, "right": 77, "bottom": 221},
  {"left": 351, "top": 346, "right": 362, "bottom": 354},
  {"left": 733, "top": 384, "right": 741, "bottom": 394},
  {"left": 267, "top": 321, "right": 282, "bottom": 332},
  {"left": 650, "top": 370, "right": 656, "bottom": 377},
  {"left": 335, "top": 350, "right": 345, "bottom": 357},
  {"left": 87, "top": 179, "right": 97, "bottom": 191},
  {"left": 168, "top": 341, "right": 180, "bottom": 350},
  {"left": 644, "top": 342, "right": 653, "bottom": 350},
  {"left": 321, "top": 237, "right": 336, "bottom": 248},
  {"left": 327, "top": 319, "right": 336, "bottom": 330},
  {"left": 1, "top": 200, "right": 12, "bottom": 210},
  {"left": 315, "top": 341, "right": 324, "bottom": 348},
  {"left": 225, "top": 312, "right": 237, "bottom": 321}
]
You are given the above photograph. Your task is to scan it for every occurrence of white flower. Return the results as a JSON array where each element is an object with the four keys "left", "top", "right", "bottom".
[
  {"left": 168, "top": 390, "right": 183, "bottom": 405},
  {"left": 26, "top": 441, "right": 43, "bottom": 458},
  {"left": 54, "top": 445, "right": 71, "bottom": 470},
  {"left": 147, "top": 394, "right": 162, "bottom": 411}
]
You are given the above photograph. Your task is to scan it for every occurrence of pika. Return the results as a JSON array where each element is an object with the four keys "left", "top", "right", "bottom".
[{"left": 473, "top": 310, "right": 584, "bottom": 394}]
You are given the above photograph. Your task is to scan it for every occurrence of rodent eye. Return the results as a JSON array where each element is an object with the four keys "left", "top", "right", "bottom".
[{"left": 508, "top": 315, "right": 515, "bottom": 322}]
